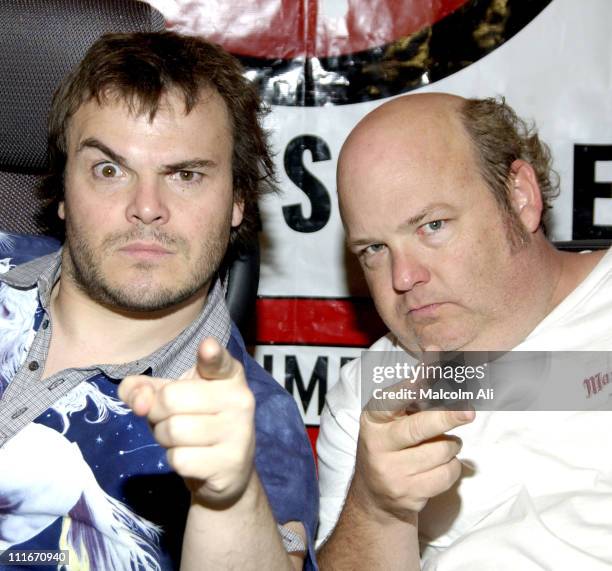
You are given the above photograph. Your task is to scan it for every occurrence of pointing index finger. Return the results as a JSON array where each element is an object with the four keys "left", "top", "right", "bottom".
[
  {"left": 392, "top": 408, "right": 474, "bottom": 449},
  {"left": 195, "top": 337, "right": 240, "bottom": 381}
]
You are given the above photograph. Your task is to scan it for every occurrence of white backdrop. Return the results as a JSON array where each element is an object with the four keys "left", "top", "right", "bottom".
[{"left": 145, "top": 0, "right": 612, "bottom": 438}]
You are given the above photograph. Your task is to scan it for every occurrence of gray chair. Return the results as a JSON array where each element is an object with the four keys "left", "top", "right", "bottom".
[{"left": 0, "top": 0, "right": 165, "bottom": 234}]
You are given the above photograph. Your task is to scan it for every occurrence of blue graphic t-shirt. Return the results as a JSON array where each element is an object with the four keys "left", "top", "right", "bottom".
[{"left": 0, "top": 232, "right": 318, "bottom": 570}]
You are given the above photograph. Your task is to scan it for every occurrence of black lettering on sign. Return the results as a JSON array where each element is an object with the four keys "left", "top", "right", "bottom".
[
  {"left": 285, "top": 355, "right": 328, "bottom": 415},
  {"left": 573, "top": 145, "right": 612, "bottom": 239},
  {"left": 263, "top": 354, "right": 273, "bottom": 375},
  {"left": 283, "top": 135, "right": 332, "bottom": 233}
]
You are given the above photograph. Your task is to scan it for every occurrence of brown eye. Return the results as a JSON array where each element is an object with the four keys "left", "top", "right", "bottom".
[
  {"left": 171, "top": 171, "right": 203, "bottom": 185},
  {"left": 93, "top": 162, "right": 122, "bottom": 179},
  {"left": 102, "top": 165, "right": 117, "bottom": 177}
]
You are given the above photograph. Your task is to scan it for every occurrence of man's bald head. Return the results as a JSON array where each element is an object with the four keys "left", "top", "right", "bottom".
[
  {"left": 337, "top": 93, "right": 560, "bottom": 352},
  {"left": 339, "top": 93, "right": 464, "bottom": 165},
  {"left": 338, "top": 93, "right": 558, "bottom": 241}
]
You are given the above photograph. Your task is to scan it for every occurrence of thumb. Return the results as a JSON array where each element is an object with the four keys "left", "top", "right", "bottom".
[{"left": 119, "top": 375, "right": 167, "bottom": 417}]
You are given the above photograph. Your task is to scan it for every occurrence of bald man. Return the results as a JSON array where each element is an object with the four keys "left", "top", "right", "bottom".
[{"left": 316, "top": 94, "right": 612, "bottom": 569}]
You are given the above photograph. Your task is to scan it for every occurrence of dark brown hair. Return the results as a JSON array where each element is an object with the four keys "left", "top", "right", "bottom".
[
  {"left": 41, "top": 31, "right": 275, "bottom": 252},
  {"left": 459, "top": 96, "right": 559, "bottom": 237}
]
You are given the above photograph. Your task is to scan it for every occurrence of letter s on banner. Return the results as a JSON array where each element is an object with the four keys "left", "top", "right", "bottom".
[{"left": 283, "top": 135, "right": 332, "bottom": 233}]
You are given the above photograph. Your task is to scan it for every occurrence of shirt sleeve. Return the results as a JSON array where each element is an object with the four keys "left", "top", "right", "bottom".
[
  {"left": 230, "top": 329, "right": 319, "bottom": 570},
  {"left": 316, "top": 355, "right": 362, "bottom": 547}
]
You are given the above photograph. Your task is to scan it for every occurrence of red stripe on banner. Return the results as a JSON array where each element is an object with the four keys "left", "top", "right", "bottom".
[
  {"left": 306, "top": 425, "right": 320, "bottom": 468},
  {"left": 256, "top": 297, "right": 387, "bottom": 347}
]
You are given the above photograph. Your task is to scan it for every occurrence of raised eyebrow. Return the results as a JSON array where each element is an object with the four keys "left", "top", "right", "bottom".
[
  {"left": 397, "top": 204, "right": 449, "bottom": 231},
  {"left": 346, "top": 236, "right": 380, "bottom": 250},
  {"left": 162, "top": 159, "right": 217, "bottom": 172},
  {"left": 347, "top": 215, "right": 437, "bottom": 248},
  {"left": 76, "top": 138, "right": 128, "bottom": 166}
]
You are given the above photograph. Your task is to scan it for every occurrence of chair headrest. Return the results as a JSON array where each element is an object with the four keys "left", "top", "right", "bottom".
[{"left": 0, "top": 0, "right": 164, "bottom": 172}]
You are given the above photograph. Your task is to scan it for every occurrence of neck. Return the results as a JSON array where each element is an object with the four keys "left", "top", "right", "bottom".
[
  {"left": 546, "top": 244, "right": 606, "bottom": 310},
  {"left": 48, "top": 274, "right": 209, "bottom": 367},
  {"left": 474, "top": 238, "right": 605, "bottom": 351},
  {"left": 496, "top": 239, "right": 564, "bottom": 349}
]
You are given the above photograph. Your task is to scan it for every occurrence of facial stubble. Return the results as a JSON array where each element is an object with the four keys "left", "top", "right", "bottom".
[{"left": 62, "top": 216, "right": 231, "bottom": 313}]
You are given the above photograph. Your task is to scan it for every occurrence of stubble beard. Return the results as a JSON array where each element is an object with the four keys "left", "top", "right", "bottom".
[{"left": 62, "top": 222, "right": 230, "bottom": 313}]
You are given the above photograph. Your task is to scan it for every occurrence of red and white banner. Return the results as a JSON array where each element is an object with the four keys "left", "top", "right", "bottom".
[{"left": 147, "top": 0, "right": 612, "bottom": 441}]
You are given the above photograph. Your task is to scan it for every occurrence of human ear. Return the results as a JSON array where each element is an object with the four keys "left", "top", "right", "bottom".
[
  {"left": 231, "top": 200, "right": 244, "bottom": 228},
  {"left": 509, "top": 159, "right": 543, "bottom": 233},
  {"left": 58, "top": 201, "right": 65, "bottom": 220}
]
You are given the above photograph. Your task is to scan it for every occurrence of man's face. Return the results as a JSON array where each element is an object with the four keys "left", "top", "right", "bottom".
[
  {"left": 60, "top": 90, "right": 242, "bottom": 312},
  {"left": 339, "top": 105, "right": 529, "bottom": 352}
]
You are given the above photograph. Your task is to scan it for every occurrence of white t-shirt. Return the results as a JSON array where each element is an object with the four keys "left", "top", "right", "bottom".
[{"left": 317, "top": 248, "right": 612, "bottom": 569}]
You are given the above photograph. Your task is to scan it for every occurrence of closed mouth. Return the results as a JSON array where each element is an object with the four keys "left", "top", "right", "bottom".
[
  {"left": 118, "top": 242, "right": 173, "bottom": 257},
  {"left": 408, "top": 302, "right": 446, "bottom": 316}
]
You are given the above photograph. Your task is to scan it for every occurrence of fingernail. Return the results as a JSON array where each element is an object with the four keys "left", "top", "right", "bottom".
[{"left": 457, "top": 409, "right": 475, "bottom": 421}]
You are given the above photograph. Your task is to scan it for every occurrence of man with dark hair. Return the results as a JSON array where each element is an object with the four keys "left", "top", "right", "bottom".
[
  {"left": 316, "top": 93, "right": 612, "bottom": 569},
  {"left": 0, "top": 31, "right": 317, "bottom": 570}
]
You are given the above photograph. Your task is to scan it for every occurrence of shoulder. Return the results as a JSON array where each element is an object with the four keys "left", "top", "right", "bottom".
[
  {"left": 226, "top": 324, "right": 319, "bottom": 538},
  {"left": 226, "top": 324, "right": 299, "bottom": 409},
  {"left": 0, "top": 232, "right": 60, "bottom": 267},
  {"left": 526, "top": 247, "right": 612, "bottom": 349},
  {"left": 226, "top": 325, "right": 312, "bottom": 454}
]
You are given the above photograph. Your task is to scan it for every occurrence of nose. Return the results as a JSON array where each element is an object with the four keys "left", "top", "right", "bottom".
[
  {"left": 391, "top": 249, "right": 430, "bottom": 292},
  {"left": 125, "top": 178, "right": 170, "bottom": 226}
]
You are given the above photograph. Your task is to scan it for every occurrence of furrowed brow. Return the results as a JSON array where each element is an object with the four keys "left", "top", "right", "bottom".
[
  {"left": 162, "top": 159, "right": 217, "bottom": 172},
  {"left": 76, "top": 138, "right": 127, "bottom": 166}
]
